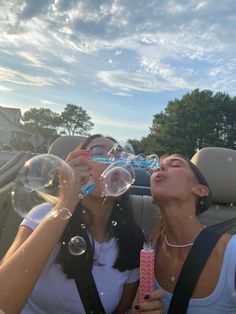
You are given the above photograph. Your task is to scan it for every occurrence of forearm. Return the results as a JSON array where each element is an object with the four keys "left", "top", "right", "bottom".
[
  {"left": 0, "top": 202, "right": 76, "bottom": 314},
  {"left": 113, "top": 281, "right": 139, "bottom": 314}
]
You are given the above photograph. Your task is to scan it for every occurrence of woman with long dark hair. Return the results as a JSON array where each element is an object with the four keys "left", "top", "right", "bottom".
[{"left": 0, "top": 134, "right": 145, "bottom": 314}]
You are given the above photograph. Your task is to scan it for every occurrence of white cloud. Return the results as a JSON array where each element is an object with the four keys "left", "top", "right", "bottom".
[
  {"left": 98, "top": 66, "right": 192, "bottom": 93},
  {"left": 17, "top": 51, "right": 44, "bottom": 67},
  {"left": 0, "top": 85, "right": 12, "bottom": 92},
  {"left": 195, "top": 1, "right": 208, "bottom": 11},
  {"left": 41, "top": 99, "right": 59, "bottom": 106},
  {"left": 0, "top": 66, "right": 69, "bottom": 87},
  {"left": 112, "top": 92, "right": 133, "bottom": 97},
  {"left": 94, "top": 114, "right": 149, "bottom": 130}
]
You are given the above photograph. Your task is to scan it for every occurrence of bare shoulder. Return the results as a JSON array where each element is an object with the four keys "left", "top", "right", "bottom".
[
  {"left": 212, "top": 233, "right": 233, "bottom": 256},
  {"left": 192, "top": 233, "right": 233, "bottom": 298}
]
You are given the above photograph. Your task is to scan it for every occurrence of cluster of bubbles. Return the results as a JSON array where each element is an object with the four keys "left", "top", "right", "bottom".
[
  {"left": 11, "top": 142, "right": 159, "bottom": 256},
  {"left": 97, "top": 142, "right": 159, "bottom": 197}
]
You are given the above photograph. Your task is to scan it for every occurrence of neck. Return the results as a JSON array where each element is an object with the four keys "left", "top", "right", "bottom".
[{"left": 160, "top": 202, "right": 204, "bottom": 251}]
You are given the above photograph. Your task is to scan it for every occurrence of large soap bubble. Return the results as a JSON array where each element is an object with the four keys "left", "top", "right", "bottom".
[
  {"left": 11, "top": 154, "right": 75, "bottom": 223},
  {"left": 100, "top": 160, "right": 135, "bottom": 197}
]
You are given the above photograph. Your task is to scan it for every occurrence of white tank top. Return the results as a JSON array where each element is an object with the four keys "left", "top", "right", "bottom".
[{"left": 155, "top": 235, "right": 236, "bottom": 313}]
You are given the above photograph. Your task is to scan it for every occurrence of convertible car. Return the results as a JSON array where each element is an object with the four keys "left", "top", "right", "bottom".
[{"left": 0, "top": 135, "right": 236, "bottom": 259}]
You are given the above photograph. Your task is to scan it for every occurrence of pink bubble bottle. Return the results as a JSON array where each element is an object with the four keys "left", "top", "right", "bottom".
[{"left": 139, "top": 242, "right": 155, "bottom": 303}]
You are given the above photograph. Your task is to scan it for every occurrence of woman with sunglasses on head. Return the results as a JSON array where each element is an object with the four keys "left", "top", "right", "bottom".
[
  {"left": 137, "top": 154, "right": 236, "bottom": 313},
  {"left": 0, "top": 134, "right": 149, "bottom": 314}
]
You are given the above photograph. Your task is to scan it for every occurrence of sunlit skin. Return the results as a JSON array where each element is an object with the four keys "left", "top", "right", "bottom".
[
  {"left": 150, "top": 155, "right": 232, "bottom": 299},
  {"left": 150, "top": 156, "right": 208, "bottom": 245}
]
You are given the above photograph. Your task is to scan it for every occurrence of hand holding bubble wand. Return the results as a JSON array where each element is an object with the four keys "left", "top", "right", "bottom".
[
  {"left": 80, "top": 142, "right": 160, "bottom": 198},
  {"left": 74, "top": 151, "right": 96, "bottom": 197}
]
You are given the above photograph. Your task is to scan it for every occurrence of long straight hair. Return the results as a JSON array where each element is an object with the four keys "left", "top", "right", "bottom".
[{"left": 56, "top": 134, "right": 145, "bottom": 278}]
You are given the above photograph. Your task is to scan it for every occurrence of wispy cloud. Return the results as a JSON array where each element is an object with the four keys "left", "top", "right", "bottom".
[
  {"left": 41, "top": 99, "right": 59, "bottom": 106},
  {"left": 0, "top": 85, "right": 12, "bottom": 92},
  {"left": 112, "top": 92, "right": 133, "bottom": 97},
  {"left": 97, "top": 68, "right": 192, "bottom": 93},
  {"left": 94, "top": 114, "right": 149, "bottom": 130},
  {"left": 0, "top": 66, "right": 58, "bottom": 87}
]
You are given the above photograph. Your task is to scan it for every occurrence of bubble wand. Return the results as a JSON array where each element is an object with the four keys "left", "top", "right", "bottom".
[
  {"left": 139, "top": 242, "right": 155, "bottom": 303},
  {"left": 78, "top": 152, "right": 96, "bottom": 197}
]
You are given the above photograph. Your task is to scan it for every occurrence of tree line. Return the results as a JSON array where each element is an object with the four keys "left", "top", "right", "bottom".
[
  {"left": 17, "top": 104, "right": 93, "bottom": 152},
  {"left": 19, "top": 90, "right": 236, "bottom": 156},
  {"left": 128, "top": 89, "right": 236, "bottom": 158}
]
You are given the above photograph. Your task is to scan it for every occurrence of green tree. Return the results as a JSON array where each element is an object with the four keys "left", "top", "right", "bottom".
[
  {"left": 22, "top": 108, "right": 61, "bottom": 129},
  {"left": 60, "top": 104, "right": 94, "bottom": 135},
  {"left": 143, "top": 90, "right": 236, "bottom": 157},
  {"left": 22, "top": 108, "right": 61, "bottom": 152}
]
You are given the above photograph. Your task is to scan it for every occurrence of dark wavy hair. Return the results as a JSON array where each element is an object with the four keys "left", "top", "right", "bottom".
[{"left": 55, "top": 134, "right": 145, "bottom": 278}]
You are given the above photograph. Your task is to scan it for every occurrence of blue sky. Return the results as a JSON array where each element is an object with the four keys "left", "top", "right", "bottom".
[{"left": 0, "top": 0, "right": 236, "bottom": 141}]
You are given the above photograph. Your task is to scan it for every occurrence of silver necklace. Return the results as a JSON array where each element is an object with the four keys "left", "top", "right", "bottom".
[
  {"left": 165, "top": 234, "right": 194, "bottom": 282},
  {"left": 164, "top": 235, "right": 194, "bottom": 248},
  {"left": 165, "top": 226, "right": 206, "bottom": 282}
]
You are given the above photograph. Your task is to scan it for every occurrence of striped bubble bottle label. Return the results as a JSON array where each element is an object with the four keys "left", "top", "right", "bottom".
[{"left": 139, "top": 242, "right": 154, "bottom": 303}]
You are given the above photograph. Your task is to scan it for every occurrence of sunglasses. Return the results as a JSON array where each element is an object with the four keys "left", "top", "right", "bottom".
[{"left": 86, "top": 145, "right": 113, "bottom": 159}]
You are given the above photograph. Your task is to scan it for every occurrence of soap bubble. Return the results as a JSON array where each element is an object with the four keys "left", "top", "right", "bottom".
[
  {"left": 132, "top": 153, "right": 146, "bottom": 169},
  {"left": 100, "top": 160, "right": 135, "bottom": 196},
  {"left": 145, "top": 154, "right": 160, "bottom": 172},
  {"left": 11, "top": 154, "right": 74, "bottom": 223},
  {"left": 109, "top": 142, "right": 135, "bottom": 160},
  {"left": 58, "top": 208, "right": 72, "bottom": 220},
  {"left": 111, "top": 220, "right": 117, "bottom": 227},
  {"left": 68, "top": 236, "right": 87, "bottom": 256}
]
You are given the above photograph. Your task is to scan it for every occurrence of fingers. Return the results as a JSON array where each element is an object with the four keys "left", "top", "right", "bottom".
[
  {"left": 73, "top": 167, "right": 91, "bottom": 185},
  {"left": 66, "top": 149, "right": 90, "bottom": 163},
  {"left": 67, "top": 150, "right": 92, "bottom": 176},
  {"left": 148, "top": 290, "right": 164, "bottom": 299},
  {"left": 136, "top": 290, "right": 164, "bottom": 313},
  {"left": 59, "top": 150, "right": 93, "bottom": 205},
  {"left": 138, "top": 300, "right": 163, "bottom": 313}
]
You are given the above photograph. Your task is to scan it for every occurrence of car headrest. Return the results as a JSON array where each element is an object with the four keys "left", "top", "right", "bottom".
[
  {"left": 48, "top": 136, "right": 151, "bottom": 196},
  {"left": 191, "top": 147, "right": 236, "bottom": 204},
  {"left": 48, "top": 135, "right": 86, "bottom": 160}
]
